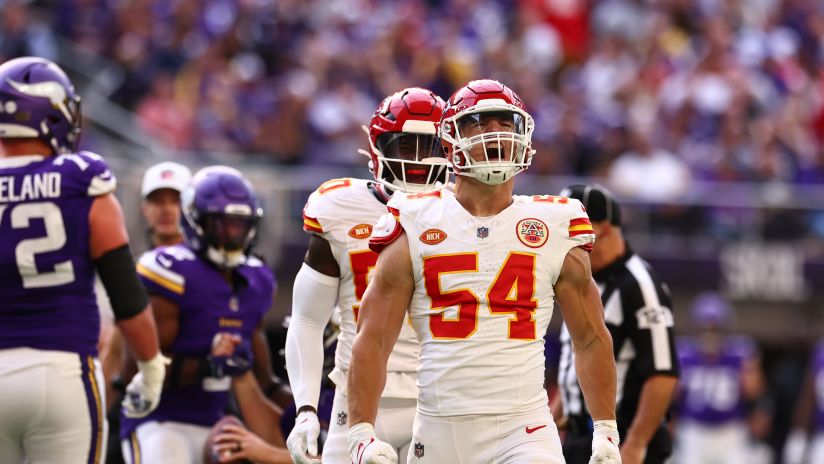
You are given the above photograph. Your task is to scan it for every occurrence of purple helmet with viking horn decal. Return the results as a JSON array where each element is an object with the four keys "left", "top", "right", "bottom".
[
  {"left": 180, "top": 166, "right": 263, "bottom": 269},
  {"left": 0, "top": 57, "right": 82, "bottom": 154}
]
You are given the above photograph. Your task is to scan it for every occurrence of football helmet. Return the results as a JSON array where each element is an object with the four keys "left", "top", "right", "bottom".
[
  {"left": 0, "top": 57, "right": 81, "bottom": 154},
  {"left": 181, "top": 166, "right": 263, "bottom": 269},
  {"left": 691, "top": 292, "right": 732, "bottom": 329},
  {"left": 359, "top": 87, "right": 448, "bottom": 193},
  {"left": 440, "top": 79, "right": 535, "bottom": 185}
]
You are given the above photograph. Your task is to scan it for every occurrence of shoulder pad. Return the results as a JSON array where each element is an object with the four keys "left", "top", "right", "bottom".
[
  {"left": 368, "top": 208, "right": 403, "bottom": 253},
  {"left": 241, "top": 256, "right": 276, "bottom": 293},
  {"left": 136, "top": 246, "right": 195, "bottom": 296},
  {"left": 303, "top": 178, "right": 361, "bottom": 234},
  {"left": 52, "top": 151, "right": 117, "bottom": 197}
]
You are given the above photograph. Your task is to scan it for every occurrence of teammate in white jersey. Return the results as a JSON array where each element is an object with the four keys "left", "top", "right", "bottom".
[
  {"left": 347, "top": 79, "right": 622, "bottom": 464},
  {"left": 283, "top": 88, "right": 449, "bottom": 463}
]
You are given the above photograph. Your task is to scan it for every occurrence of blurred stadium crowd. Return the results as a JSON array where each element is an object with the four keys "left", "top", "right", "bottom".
[{"left": 3, "top": 0, "right": 823, "bottom": 187}]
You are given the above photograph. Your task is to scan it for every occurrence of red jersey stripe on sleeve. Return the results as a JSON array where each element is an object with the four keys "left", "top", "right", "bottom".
[{"left": 302, "top": 213, "right": 324, "bottom": 233}]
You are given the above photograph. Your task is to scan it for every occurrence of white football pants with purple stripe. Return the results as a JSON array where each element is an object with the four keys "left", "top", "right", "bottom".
[{"left": 0, "top": 348, "right": 107, "bottom": 464}]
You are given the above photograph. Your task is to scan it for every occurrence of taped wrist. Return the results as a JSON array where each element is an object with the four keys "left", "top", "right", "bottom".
[
  {"left": 138, "top": 353, "right": 170, "bottom": 384},
  {"left": 95, "top": 245, "right": 149, "bottom": 320},
  {"left": 593, "top": 419, "right": 620, "bottom": 446},
  {"left": 348, "top": 422, "right": 376, "bottom": 446}
]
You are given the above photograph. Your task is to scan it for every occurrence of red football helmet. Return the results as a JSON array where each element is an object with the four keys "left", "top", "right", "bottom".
[
  {"left": 440, "top": 79, "right": 535, "bottom": 185},
  {"left": 359, "top": 87, "right": 448, "bottom": 193}
]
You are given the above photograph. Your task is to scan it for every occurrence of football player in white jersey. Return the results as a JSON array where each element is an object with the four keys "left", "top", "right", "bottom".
[
  {"left": 284, "top": 87, "right": 449, "bottom": 463},
  {"left": 347, "top": 79, "right": 622, "bottom": 464}
]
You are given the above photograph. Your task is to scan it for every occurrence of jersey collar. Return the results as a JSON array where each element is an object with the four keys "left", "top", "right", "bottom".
[
  {"left": 367, "top": 181, "right": 393, "bottom": 205},
  {"left": 0, "top": 154, "right": 46, "bottom": 168}
]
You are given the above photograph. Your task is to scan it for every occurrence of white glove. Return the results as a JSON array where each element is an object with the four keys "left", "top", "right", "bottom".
[
  {"left": 348, "top": 422, "right": 398, "bottom": 464},
  {"left": 286, "top": 410, "right": 321, "bottom": 463},
  {"left": 783, "top": 428, "right": 808, "bottom": 464},
  {"left": 122, "top": 353, "right": 169, "bottom": 418},
  {"left": 589, "top": 420, "right": 621, "bottom": 464}
]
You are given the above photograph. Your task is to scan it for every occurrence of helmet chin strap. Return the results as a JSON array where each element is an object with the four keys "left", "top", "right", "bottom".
[{"left": 206, "top": 247, "right": 246, "bottom": 269}]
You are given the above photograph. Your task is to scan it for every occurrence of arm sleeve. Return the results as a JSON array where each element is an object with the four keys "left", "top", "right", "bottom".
[
  {"left": 285, "top": 263, "right": 340, "bottom": 410},
  {"left": 56, "top": 151, "right": 117, "bottom": 197},
  {"left": 80, "top": 151, "right": 117, "bottom": 197},
  {"left": 95, "top": 244, "right": 149, "bottom": 320}
]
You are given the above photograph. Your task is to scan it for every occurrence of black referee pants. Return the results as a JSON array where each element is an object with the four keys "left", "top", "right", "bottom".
[{"left": 561, "top": 415, "right": 672, "bottom": 464}]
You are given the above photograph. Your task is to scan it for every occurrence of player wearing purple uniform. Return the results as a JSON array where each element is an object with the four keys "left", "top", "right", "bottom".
[
  {"left": 785, "top": 340, "right": 824, "bottom": 464},
  {"left": 0, "top": 57, "right": 166, "bottom": 464},
  {"left": 121, "top": 166, "right": 286, "bottom": 464},
  {"left": 674, "top": 293, "right": 766, "bottom": 464}
]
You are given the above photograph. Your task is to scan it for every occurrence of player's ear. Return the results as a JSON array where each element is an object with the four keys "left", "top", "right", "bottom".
[{"left": 593, "top": 221, "right": 609, "bottom": 238}]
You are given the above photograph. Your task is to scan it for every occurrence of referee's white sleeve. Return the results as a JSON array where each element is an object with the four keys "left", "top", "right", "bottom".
[{"left": 285, "top": 263, "right": 340, "bottom": 410}]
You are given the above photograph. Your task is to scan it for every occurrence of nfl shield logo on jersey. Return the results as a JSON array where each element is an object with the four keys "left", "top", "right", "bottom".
[
  {"left": 414, "top": 442, "right": 424, "bottom": 458},
  {"left": 477, "top": 226, "right": 489, "bottom": 239},
  {"left": 337, "top": 411, "right": 347, "bottom": 426}
]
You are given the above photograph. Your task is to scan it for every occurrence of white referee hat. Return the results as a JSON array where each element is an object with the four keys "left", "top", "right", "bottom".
[{"left": 141, "top": 162, "right": 192, "bottom": 198}]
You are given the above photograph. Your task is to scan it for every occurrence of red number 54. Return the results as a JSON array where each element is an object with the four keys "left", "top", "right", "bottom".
[{"left": 423, "top": 252, "right": 538, "bottom": 340}]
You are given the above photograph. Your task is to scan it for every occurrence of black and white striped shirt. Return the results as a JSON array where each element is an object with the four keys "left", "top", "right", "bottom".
[{"left": 558, "top": 246, "right": 679, "bottom": 428}]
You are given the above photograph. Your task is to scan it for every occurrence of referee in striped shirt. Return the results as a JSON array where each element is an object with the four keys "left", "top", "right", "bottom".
[{"left": 555, "top": 184, "right": 679, "bottom": 464}]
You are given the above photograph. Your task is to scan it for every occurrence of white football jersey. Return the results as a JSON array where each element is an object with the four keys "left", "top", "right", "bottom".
[
  {"left": 303, "top": 178, "right": 419, "bottom": 396},
  {"left": 370, "top": 189, "right": 595, "bottom": 416}
]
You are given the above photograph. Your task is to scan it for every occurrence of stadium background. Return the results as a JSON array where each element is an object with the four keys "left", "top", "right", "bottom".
[{"left": 4, "top": 0, "right": 824, "bottom": 459}]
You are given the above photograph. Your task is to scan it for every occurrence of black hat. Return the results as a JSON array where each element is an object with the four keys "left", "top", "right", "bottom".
[{"left": 560, "top": 184, "right": 622, "bottom": 226}]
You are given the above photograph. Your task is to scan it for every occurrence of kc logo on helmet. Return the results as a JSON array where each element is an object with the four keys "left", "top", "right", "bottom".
[{"left": 516, "top": 218, "right": 548, "bottom": 248}]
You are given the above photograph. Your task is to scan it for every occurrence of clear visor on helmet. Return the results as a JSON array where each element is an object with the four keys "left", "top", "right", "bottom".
[
  {"left": 456, "top": 110, "right": 525, "bottom": 135},
  {"left": 445, "top": 107, "right": 534, "bottom": 185},
  {"left": 374, "top": 132, "right": 448, "bottom": 190},
  {"left": 202, "top": 214, "right": 257, "bottom": 252}
]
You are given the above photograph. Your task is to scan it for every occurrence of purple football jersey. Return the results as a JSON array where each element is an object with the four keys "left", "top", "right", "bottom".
[
  {"left": 0, "top": 152, "right": 116, "bottom": 356},
  {"left": 121, "top": 244, "right": 274, "bottom": 435},
  {"left": 677, "top": 335, "right": 756, "bottom": 424},
  {"left": 813, "top": 341, "right": 824, "bottom": 430}
]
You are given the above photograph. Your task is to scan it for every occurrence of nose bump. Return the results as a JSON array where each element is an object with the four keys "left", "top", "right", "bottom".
[{"left": 484, "top": 119, "right": 503, "bottom": 132}]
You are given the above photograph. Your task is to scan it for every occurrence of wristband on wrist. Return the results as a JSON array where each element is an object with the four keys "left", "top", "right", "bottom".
[{"left": 297, "top": 405, "right": 318, "bottom": 415}]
